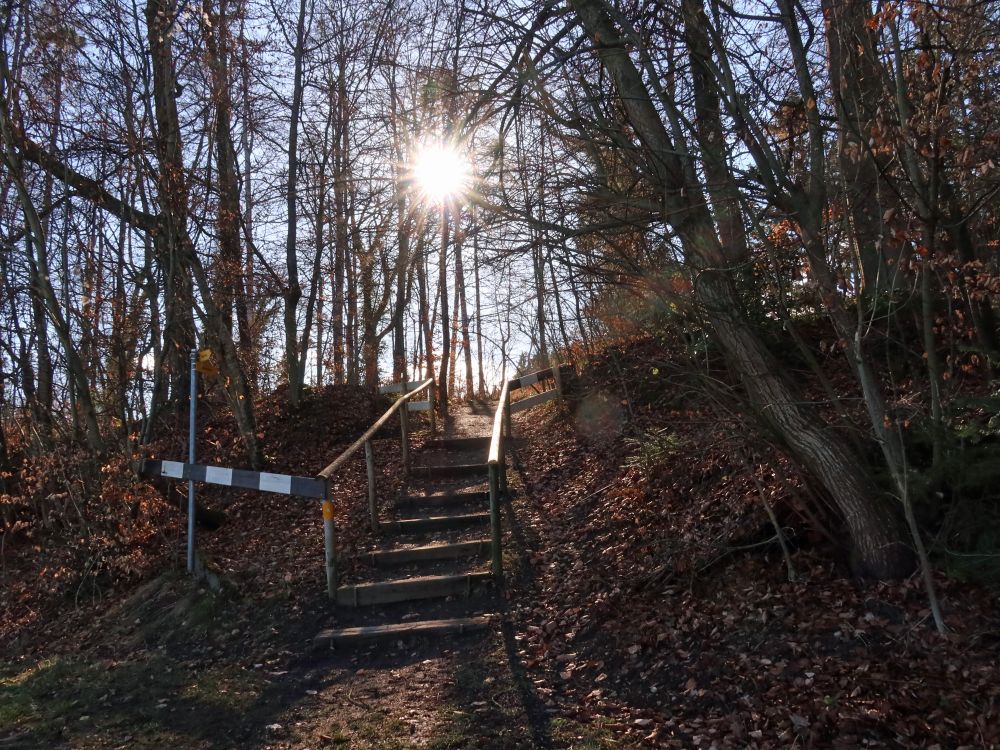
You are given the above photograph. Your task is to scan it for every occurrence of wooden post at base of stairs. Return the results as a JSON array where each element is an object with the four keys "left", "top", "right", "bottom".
[
  {"left": 365, "top": 440, "right": 378, "bottom": 531},
  {"left": 323, "top": 490, "right": 337, "bottom": 597},
  {"left": 489, "top": 463, "right": 503, "bottom": 581}
]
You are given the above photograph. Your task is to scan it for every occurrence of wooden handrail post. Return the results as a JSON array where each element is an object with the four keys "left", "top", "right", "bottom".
[
  {"left": 316, "top": 378, "right": 431, "bottom": 600},
  {"left": 503, "top": 388, "right": 512, "bottom": 438},
  {"left": 488, "top": 463, "right": 503, "bottom": 581},
  {"left": 399, "top": 405, "right": 410, "bottom": 477},
  {"left": 430, "top": 381, "right": 437, "bottom": 434},
  {"left": 322, "top": 484, "right": 337, "bottom": 598},
  {"left": 487, "top": 377, "right": 513, "bottom": 583},
  {"left": 364, "top": 440, "right": 378, "bottom": 530},
  {"left": 499, "top": 431, "right": 508, "bottom": 494}
]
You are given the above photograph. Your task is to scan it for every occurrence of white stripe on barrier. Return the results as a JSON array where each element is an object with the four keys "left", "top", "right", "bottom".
[
  {"left": 407, "top": 400, "right": 432, "bottom": 411},
  {"left": 259, "top": 472, "right": 292, "bottom": 494},
  {"left": 205, "top": 466, "right": 232, "bottom": 486},
  {"left": 161, "top": 460, "right": 184, "bottom": 479}
]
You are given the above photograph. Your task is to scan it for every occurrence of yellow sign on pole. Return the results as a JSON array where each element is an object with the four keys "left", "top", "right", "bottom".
[{"left": 195, "top": 349, "right": 219, "bottom": 378}]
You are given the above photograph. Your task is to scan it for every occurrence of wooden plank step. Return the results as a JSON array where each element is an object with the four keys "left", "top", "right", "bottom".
[
  {"left": 335, "top": 572, "right": 493, "bottom": 606},
  {"left": 314, "top": 615, "right": 494, "bottom": 648},
  {"left": 411, "top": 463, "right": 488, "bottom": 479},
  {"left": 423, "top": 436, "right": 490, "bottom": 451},
  {"left": 422, "top": 437, "right": 524, "bottom": 451},
  {"left": 396, "top": 490, "right": 488, "bottom": 508},
  {"left": 365, "top": 539, "right": 490, "bottom": 566},
  {"left": 384, "top": 512, "right": 490, "bottom": 533}
]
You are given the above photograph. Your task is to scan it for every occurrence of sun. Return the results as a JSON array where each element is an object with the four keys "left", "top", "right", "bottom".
[{"left": 410, "top": 141, "right": 472, "bottom": 204}]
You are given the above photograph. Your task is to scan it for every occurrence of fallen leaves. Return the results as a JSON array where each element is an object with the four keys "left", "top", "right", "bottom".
[{"left": 501, "top": 336, "right": 1000, "bottom": 748}]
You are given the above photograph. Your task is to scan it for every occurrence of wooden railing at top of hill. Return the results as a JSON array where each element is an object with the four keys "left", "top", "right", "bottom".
[
  {"left": 487, "top": 364, "right": 573, "bottom": 581},
  {"left": 315, "top": 377, "right": 434, "bottom": 597}
]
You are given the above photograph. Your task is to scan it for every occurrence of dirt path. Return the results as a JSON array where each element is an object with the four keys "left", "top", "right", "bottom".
[{"left": 441, "top": 400, "right": 495, "bottom": 438}]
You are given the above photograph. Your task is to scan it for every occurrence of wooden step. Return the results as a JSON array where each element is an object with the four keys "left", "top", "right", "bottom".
[
  {"left": 314, "top": 615, "right": 494, "bottom": 648},
  {"left": 396, "top": 490, "right": 488, "bottom": 508},
  {"left": 423, "top": 436, "right": 489, "bottom": 451},
  {"left": 384, "top": 512, "right": 490, "bottom": 534},
  {"left": 365, "top": 539, "right": 490, "bottom": 566},
  {"left": 411, "top": 463, "right": 488, "bottom": 479},
  {"left": 335, "top": 572, "right": 493, "bottom": 606},
  {"left": 423, "top": 436, "right": 523, "bottom": 451}
]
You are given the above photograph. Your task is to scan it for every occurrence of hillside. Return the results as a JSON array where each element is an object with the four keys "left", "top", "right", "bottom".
[
  {"left": 2, "top": 336, "right": 998, "bottom": 748},
  {"left": 501, "top": 336, "right": 1000, "bottom": 747}
]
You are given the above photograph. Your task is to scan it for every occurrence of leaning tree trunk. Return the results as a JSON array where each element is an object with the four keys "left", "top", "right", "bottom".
[
  {"left": 1, "top": 145, "right": 105, "bottom": 454},
  {"left": 568, "top": 0, "right": 914, "bottom": 578},
  {"left": 696, "top": 262, "right": 912, "bottom": 577}
]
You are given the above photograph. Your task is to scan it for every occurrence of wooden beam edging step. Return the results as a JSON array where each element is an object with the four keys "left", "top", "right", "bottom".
[
  {"left": 396, "top": 490, "right": 488, "bottom": 508},
  {"left": 365, "top": 539, "right": 490, "bottom": 566},
  {"left": 334, "top": 571, "right": 492, "bottom": 606},
  {"left": 383, "top": 512, "right": 490, "bottom": 534},
  {"left": 423, "top": 436, "right": 490, "bottom": 451},
  {"left": 313, "top": 615, "right": 494, "bottom": 648},
  {"left": 422, "top": 436, "right": 525, "bottom": 451},
  {"left": 411, "top": 462, "right": 488, "bottom": 478}
]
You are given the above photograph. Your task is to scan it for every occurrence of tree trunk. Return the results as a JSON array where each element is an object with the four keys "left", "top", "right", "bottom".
[
  {"left": 0, "top": 136, "right": 104, "bottom": 453},
  {"left": 680, "top": 0, "right": 749, "bottom": 267},
  {"left": 821, "top": 0, "right": 899, "bottom": 299},
  {"left": 437, "top": 207, "right": 451, "bottom": 416},
  {"left": 346, "top": 245, "right": 359, "bottom": 385},
  {"left": 204, "top": 0, "right": 248, "bottom": 349},
  {"left": 332, "top": 160, "right": 347, "bottom": 385},
  {"left": 237, "top": 17, "right": 257, "bottom": 389},
  {"left": 568, "top": 0, "right": 914, "bottom": 578},
  {"left": 283, "top": 0, "right": 308, "bottom": 406},
  {"left": 472, "top": 210, "right": 486, "bottom": 398},
  {"left": 455, "top": 218, "right": 474, "bottom": 400},
  {"left": 146, "top": 0, "right": 260, "bottom": 466},
  {"left": 417, "top": 230, "right": 434, "bottom": 381}
]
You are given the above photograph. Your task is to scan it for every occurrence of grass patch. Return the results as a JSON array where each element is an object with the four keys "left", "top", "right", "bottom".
[
  {"left": 346, "top": 710, "right": 411, "bottom": 749},
  {"left": 0, "top": 654, "right": 188, "bottom": 746},
  {"left": 548, "top": 715, "right": 618, "bottom": 749},
  {"left": 181, "top": 665, "right": 263, "bottom": 712}
]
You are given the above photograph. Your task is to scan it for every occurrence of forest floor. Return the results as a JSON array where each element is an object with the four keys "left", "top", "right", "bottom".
[{"left": 3, "top": 342, "right": 1000, "bottom": 748}]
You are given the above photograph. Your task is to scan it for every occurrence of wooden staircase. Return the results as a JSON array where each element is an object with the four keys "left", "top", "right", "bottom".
[{"left": 314, "top": 427, "right": 500, "bottom": 649}]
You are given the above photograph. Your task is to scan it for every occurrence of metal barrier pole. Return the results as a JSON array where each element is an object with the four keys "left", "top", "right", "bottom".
[
  {"left": 365, "top": 440, "right": 378, "bottom": 530},
  {"left": 488, "top": 463, "right": 502, "bottom": 581},
  {"left": 187, "top": 351, "right": 197, "bottom": 573},
  {"left": 323, "top": 486, "right": 337, "bottom": 598}
]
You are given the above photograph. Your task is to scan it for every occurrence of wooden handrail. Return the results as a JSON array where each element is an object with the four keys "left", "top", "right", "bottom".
[
  {"left": 488, "top": 378, "right": 511, "bottom": 466},
  {"left": 486, "top": 364, "right": 569, "bottom": 581},
  {"left": 507, "top": 366, "right": 555, "bottom": 391},
  {"left": 317, "top": 378, "right": 433, "bottom": 479}
]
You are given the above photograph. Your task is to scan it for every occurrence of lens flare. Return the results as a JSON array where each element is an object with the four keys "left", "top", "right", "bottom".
[{"left": 410, "top": 141, "right": 472, "bottom": 203}]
